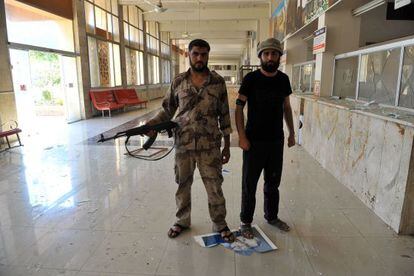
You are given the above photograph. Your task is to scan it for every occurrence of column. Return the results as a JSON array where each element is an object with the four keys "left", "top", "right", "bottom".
[
  {"left": 313, "top": 13, "right": 333, "bottom": 96},
  {"left": 73, "top": 0, "right": 92, "bottom": 118},
  {"left": 118, "top": 5, "right": 127, "bottom": 88},
  {"left": 0, "top": 0, "right": 18, "bottom": 127}
]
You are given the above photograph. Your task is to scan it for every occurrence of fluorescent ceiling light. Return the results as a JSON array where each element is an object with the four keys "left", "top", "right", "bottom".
[{"left": 352, "top": 0, "right": 386, "bottom": 17}]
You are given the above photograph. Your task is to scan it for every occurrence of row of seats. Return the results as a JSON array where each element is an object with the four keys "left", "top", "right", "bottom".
[{"left": 89, "top": 88, "right": 148, "bottom": 117}]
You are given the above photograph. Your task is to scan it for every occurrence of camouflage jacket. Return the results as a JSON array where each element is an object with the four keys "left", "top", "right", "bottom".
[{"left": 150, "top": 69, "right": 232, "bottom": 150}]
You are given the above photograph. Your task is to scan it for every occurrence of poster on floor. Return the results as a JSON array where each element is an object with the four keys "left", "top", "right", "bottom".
[{"left": 194, "top": 224, "right": 277, "bottom": 256}]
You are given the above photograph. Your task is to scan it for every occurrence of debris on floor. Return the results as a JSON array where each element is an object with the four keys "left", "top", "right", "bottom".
[
  {"left": 76, "top": 199, "right": 91, "bottom": 205},
  {"left": 87, "top": 208, "right": 99, "bottom": 214},
  {"left": 194, "top": 224, "right": 277, "bottom": 255}
]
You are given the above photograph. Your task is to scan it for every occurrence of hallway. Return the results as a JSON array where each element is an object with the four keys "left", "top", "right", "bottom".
[{"left": 1, "top": 99, "right": 413, "bottom": 276}]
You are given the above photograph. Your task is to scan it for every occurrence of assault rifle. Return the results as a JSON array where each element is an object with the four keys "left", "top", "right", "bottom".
[{"left": 97, "top": 121, "right": 178, "bottom": 160}]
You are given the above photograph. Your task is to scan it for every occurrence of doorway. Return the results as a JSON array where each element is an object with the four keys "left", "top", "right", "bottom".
[{"left": 9, "top": 48, "right": 81, "bottom": 140}]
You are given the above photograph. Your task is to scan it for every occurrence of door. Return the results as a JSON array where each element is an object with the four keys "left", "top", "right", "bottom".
[
  {"left": 61, "top": 55, "right": 81, "bottom": 123},
  {"left": 9, "top": 48, "right": 35, "bottom": 134}
]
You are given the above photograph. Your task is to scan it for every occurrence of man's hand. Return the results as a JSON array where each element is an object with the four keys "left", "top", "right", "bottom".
[
  {"left": 146, "top": 129, "right": 156, "bottom": 137},
  {"left": 222, "top": 146, "right": 230, "bottom": 164},
  {"left": 239, "top": 136, "right": 251, "bottom": 151},
  {"left": 288, "top": 133, "right": 295, "bottom": 148}
]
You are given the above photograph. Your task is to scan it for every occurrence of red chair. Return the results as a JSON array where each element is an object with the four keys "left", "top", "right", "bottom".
[
  {"left": 113, "top": 88, "right": 148, "bottom": 110},
  {"left": 89, "top": 90, "right": 125, "bottom": 117},
  {"left": 0, "top": 121, "right": 22, "bottom": 151}
]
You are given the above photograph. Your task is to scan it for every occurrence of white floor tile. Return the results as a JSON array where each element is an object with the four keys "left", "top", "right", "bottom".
[
  {"left": 156, "top": 238, "right": 235, "bottom": 276},
  {"left": 10, "top": 229, "right": 107, "bottom": 270},
  {"left": 0, "top": 226, "right": 49, "bottom": 265},
  {"left": 301, "top": 235, "right": 386, "bottom": 275},
  {"left": 0, "top": 265, "right": 78, "bottom": 276},
  {"left": 81, "top": 231, "right": 168, "bottom": 275}
]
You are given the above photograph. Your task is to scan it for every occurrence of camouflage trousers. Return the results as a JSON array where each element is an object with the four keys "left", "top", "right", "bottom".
[{"left": 174, "top": 147, "right": 228, "bottom": 232}]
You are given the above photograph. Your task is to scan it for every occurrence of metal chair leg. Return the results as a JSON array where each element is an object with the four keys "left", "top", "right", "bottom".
[
  {"left": 16, "top": 133, "right": 22, "bottom": 146},
  {"left": 5, "top": 136, "right": 10, "bottom": 148}
]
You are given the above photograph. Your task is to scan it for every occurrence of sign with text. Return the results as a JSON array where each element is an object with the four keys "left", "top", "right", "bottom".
[
  {"left": 395, "top": 0, "right": 412, "bottom": 9},
  {"left": 313, "top": 27, "right": 327, "bottom": 54}
]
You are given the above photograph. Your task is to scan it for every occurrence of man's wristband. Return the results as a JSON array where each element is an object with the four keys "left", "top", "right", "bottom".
[{"left": 236, "top": 98, "right": 246, "bottom": 106}]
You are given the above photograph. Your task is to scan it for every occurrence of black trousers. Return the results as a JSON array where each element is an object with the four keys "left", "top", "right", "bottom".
[{"left": 240, "top": 139, "right": 284, "bottom": 224}]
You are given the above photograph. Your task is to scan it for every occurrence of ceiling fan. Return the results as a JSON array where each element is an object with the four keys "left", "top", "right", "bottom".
[
  {"left": 181, "top": 20, "right": 201, "bottom": 38},
  {"left": 143, "top": 0, "right": 187, "bottom": 14},
  {"left": 142, "top": 0, "right": 168, "bottom": 13},
  {"left": 181, "top": 31, "right": 202, "bottom": 38},
  {"left": 179, "top": 3, "right": 202, "bottom": 39}
]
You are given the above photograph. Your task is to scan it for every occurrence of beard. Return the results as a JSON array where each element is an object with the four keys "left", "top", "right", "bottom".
[
  {"left": 261, "top": 60, "right": 279, "bottom": 73},
  {"left": 190, "top": 60, "right": 208, "bottom": 72}
]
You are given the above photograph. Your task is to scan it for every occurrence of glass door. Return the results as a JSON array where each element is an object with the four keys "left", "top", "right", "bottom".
[
  {"left": 9, "top": 48, "right": 35, "bottom": 134},
  {"left": 61, "top": 56, "right": 81, "bottom": 123}
]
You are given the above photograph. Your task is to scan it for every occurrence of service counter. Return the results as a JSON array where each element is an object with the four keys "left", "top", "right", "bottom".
[{"left": 291, "top": 93, "right": 414, "bottom": 234}]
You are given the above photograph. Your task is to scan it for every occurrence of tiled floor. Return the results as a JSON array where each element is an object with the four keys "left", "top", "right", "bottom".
[{"left": 1, "top": 99, "right": 413, "bottom": 276}]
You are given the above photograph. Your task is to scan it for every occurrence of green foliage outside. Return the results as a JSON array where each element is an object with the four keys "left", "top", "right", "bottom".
[
  {"left": 42, "top": 90, "right": 52, "bottom": 102},
  {"left": 30, "top": 51, "right": 64, "bottom": 106}
]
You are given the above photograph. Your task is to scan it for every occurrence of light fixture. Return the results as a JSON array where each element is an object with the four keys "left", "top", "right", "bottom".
[{"left": 352, "top": 0, "right": 386, "bottom": 17}]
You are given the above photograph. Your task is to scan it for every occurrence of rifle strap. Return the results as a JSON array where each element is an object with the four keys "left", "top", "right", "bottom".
[{"left": 124, "top": 136, "right": 175, "bottom": 161}]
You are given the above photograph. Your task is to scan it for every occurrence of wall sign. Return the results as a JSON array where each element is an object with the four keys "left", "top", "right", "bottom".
[{"left": 313, "top": 26, "right": 327, "bottom": 54}]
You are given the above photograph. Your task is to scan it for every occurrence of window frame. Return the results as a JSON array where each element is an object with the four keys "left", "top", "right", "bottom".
[
  {"left": 292, "top": 60, "right": 315, "bottom": 94},
  {"left": 333, "top": 37, "right": 414, "bottom": 111},
  {"left": 122, "top": 5, "right": 145, "bottom": 51},
  {"left": 145, "top": 22, "right": 162, "bottom": 84},
  {"left": 123, "top": 5, "right": 145, "bottom": 86},
  {"left": 85, "top": 0, "right": 122, "bottom": 88}
]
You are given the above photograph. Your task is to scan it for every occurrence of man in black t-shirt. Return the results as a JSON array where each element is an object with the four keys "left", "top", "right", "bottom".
[{"left": 235, "top": 38, "right": 295, "bottom": 239}]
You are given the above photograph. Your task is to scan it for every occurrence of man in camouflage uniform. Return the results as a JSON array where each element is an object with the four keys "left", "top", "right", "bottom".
[{"left": 146, "top": 39, "right": 234, "bottom": 242}]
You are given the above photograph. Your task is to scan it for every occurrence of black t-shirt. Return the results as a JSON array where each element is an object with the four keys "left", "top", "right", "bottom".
[{"left": 239, "top": 69, "right": 292, "bottom": 142}]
